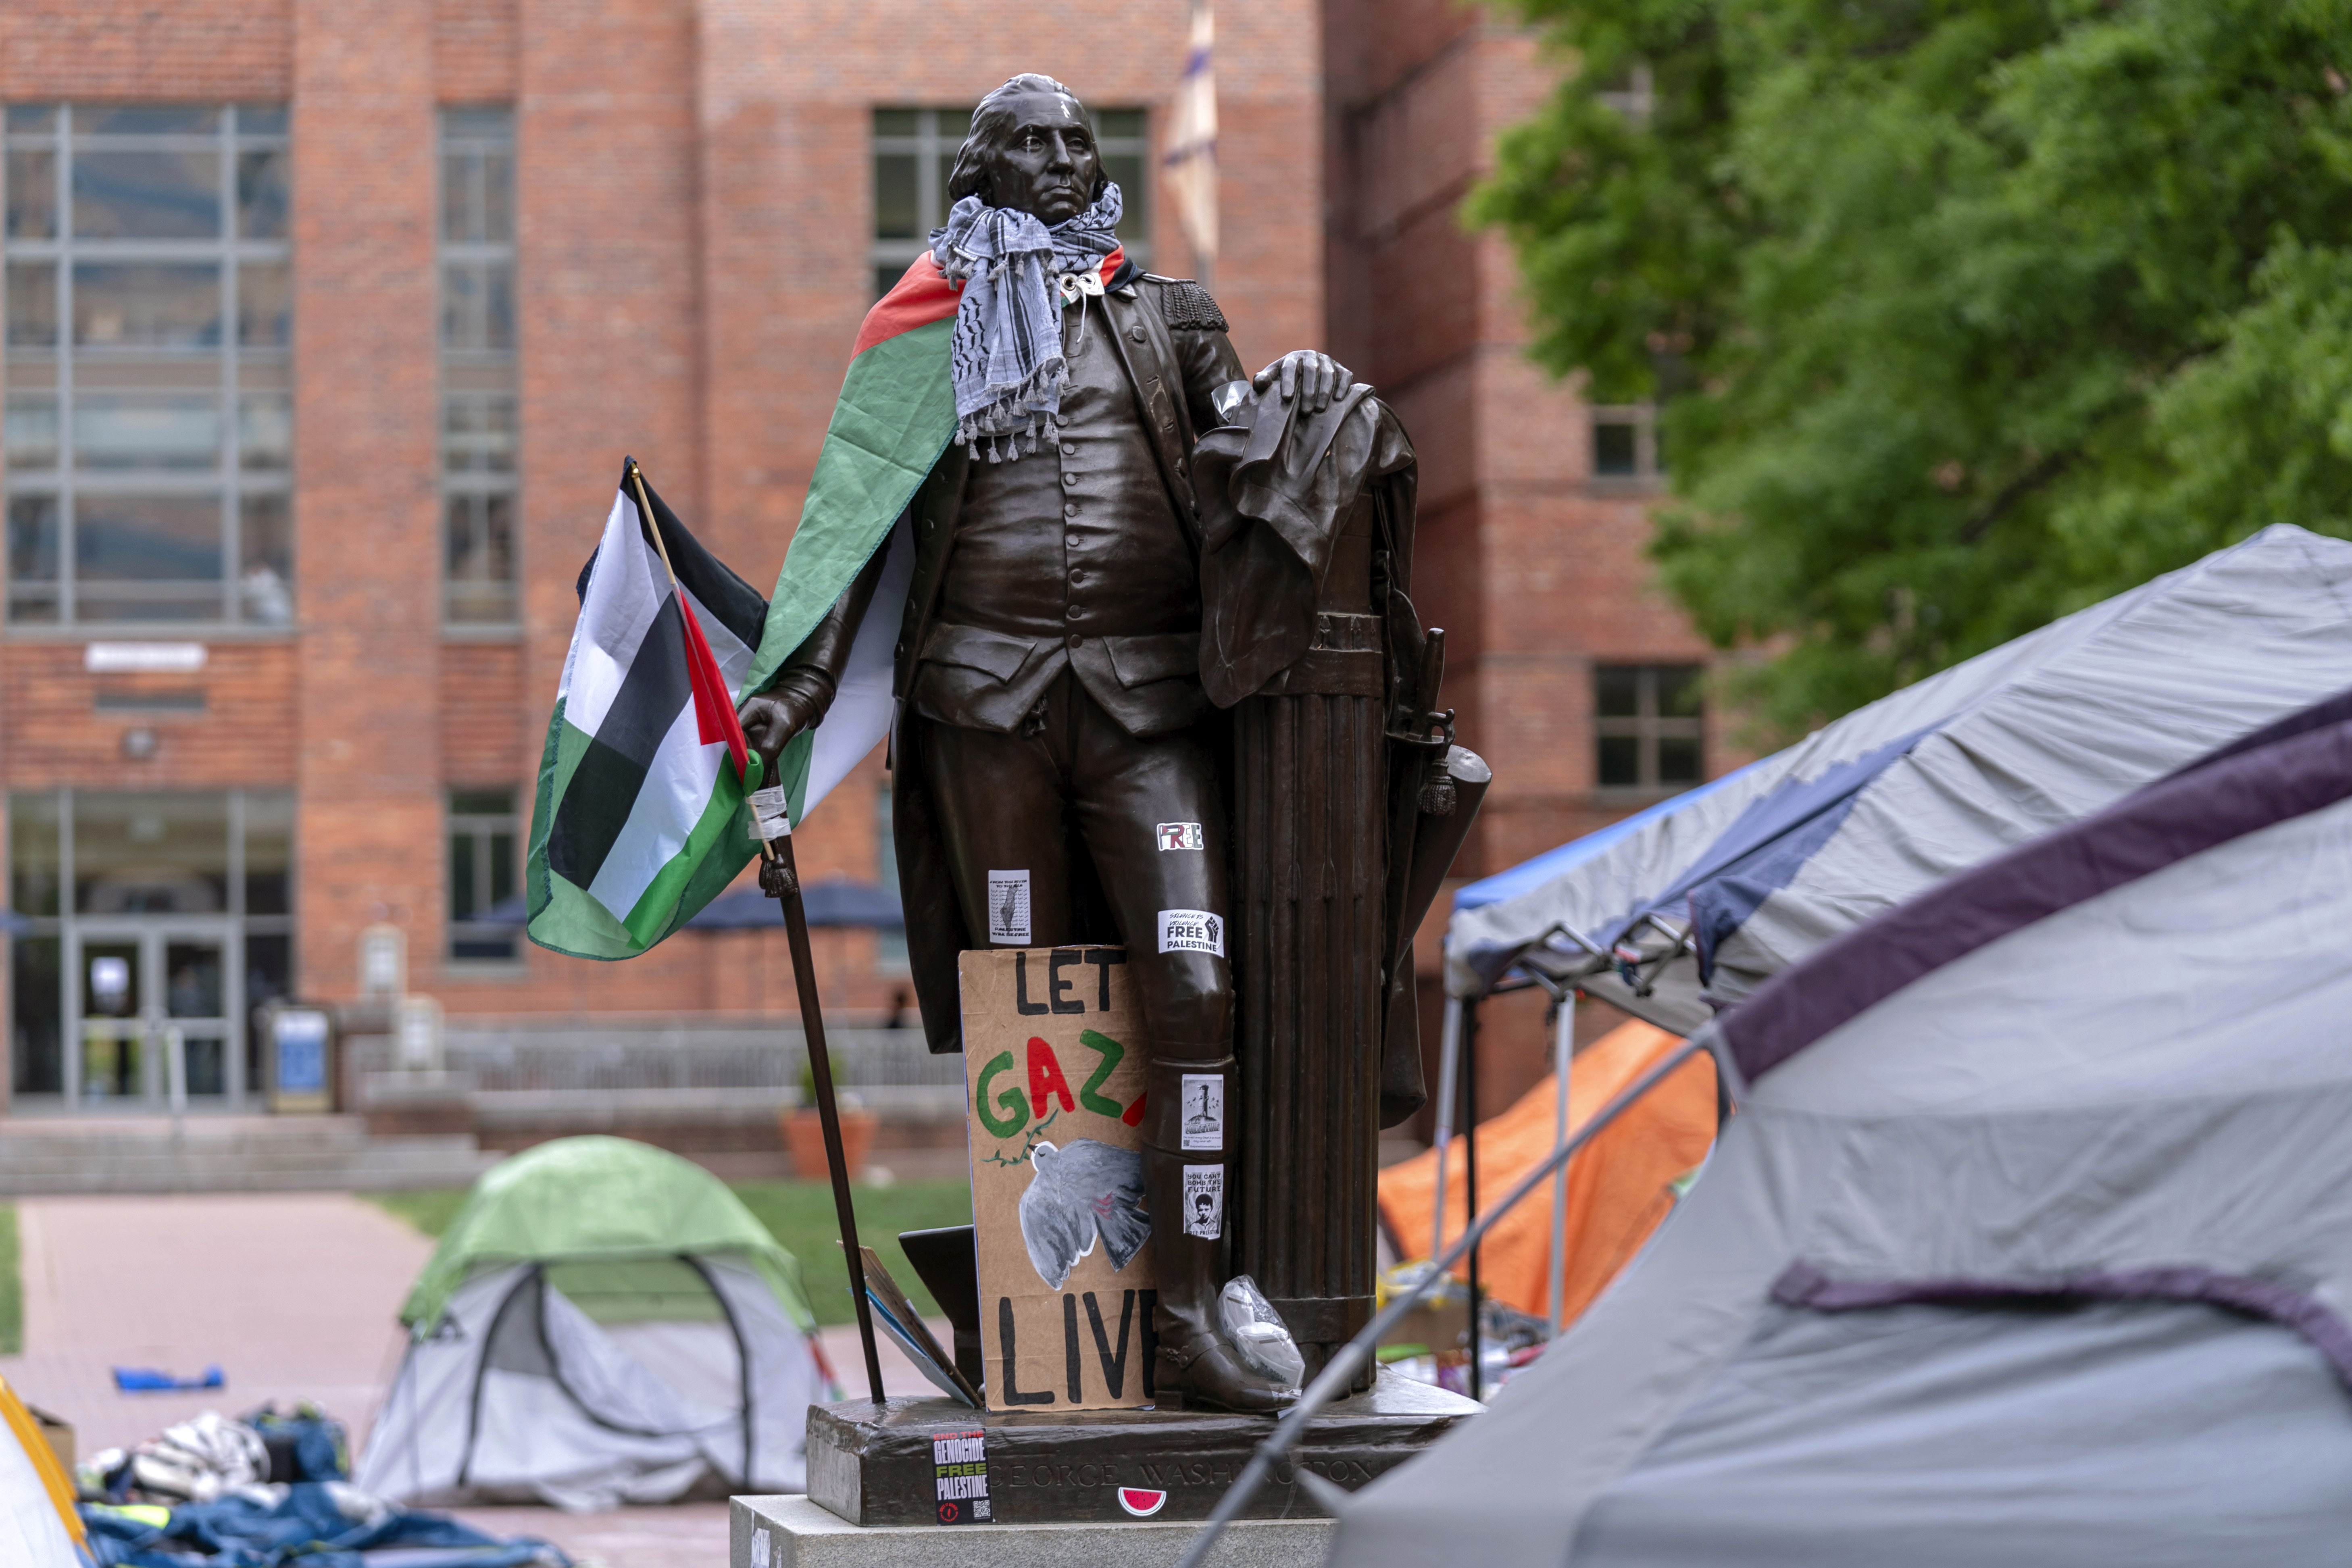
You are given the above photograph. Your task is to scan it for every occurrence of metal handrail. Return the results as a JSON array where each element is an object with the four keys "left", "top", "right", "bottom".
[{"left": 1171, "top": 1031, "right": 1732, "bottom": 1568}]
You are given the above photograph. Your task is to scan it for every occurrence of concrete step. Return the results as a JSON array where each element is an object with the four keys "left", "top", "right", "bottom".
[{"left": 0, "top": 1115, "right": 500, "bottom": 1194}]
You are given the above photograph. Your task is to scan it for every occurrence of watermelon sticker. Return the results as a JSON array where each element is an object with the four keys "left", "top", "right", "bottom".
[{"left": 1117, "top": 1487, "right": 1169, "bottom": 1518}]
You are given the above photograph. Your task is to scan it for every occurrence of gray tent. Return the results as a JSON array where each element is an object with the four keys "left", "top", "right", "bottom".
[
  {"left": 1445, "top": 523, "right": 2352, "bottom": 1030},
  {"left": 356, "top": 1137, "right": 825, "bottom": 1511},
  {"left": 1332, "top": 699, "right": 2352, "bottom": 1567}
]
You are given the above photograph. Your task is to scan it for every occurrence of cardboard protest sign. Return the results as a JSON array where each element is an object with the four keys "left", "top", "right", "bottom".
[{"left": 961, "top": 946, "right": 1156, "bottom": 1412}]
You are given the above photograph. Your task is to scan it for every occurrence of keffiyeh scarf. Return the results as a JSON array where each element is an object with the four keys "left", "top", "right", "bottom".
[{"left": 929, "top": 183, "right": 1125, "bottom": 461}]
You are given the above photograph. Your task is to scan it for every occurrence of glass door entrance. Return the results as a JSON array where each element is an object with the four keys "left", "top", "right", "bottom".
[{"left": 69, "top": 925, "right": 240, "bottom": 1107}]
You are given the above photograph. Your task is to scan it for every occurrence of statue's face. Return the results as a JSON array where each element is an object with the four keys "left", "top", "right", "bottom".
[{"left": 981, "top": 88, "right": 1100, "bottom": 225}]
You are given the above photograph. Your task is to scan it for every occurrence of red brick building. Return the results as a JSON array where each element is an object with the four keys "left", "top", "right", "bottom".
[{"left": 0, "top": 0, "right": 1714, "bottom": 1117}]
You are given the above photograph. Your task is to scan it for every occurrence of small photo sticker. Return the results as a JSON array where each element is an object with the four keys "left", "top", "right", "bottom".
[
  {"left": 1158, "top": 908, "right": 1224, "bottom": 956},
  {"left": 1182, "top": 1165, "right": 1225, "bottom": 1239},
  {"left": 1180, "top": 1073, "right": 1225, "bottom": 1152},
  {"left": 987, "top": 870, "right": 1031, "bottom": 945},
  {"left": 1156, "top": 822, "right": 1204, "bottom": 852}
]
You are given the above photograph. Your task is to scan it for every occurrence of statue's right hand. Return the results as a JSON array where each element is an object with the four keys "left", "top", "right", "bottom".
[{"left": 737, "top": 679, "right": 827, "bottom": 778}]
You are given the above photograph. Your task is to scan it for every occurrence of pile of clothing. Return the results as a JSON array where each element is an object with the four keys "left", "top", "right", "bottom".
[{"left": 75, "top": 1406, "right": 568, "bottom": 1568}]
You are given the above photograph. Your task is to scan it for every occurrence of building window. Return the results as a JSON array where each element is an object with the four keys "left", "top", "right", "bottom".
[
  {"left": 871, "top": 106, "right": 1151, "bottom": 300},
  {"left": 1595, "top": 664, "right": 1705, "bottom": 791},
  {"left": 2, "top": 103, "right": 294, "bottom": 626},
  {"left": 448, "top": 786, "right": 520, "bottom": 962},
  {"left": 6, "top": 788, "right": 294, "bottom": 1103},
  {"left": 1591, "top": 405, "right": 1664, "bottom": 483},
  {"left": 440, "top": 106, "right": 517, "bottom": 626}
]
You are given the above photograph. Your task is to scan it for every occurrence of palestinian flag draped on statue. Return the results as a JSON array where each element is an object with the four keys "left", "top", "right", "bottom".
[{"left": 525, "top": 248, "right": 1126, "bottom": 960}]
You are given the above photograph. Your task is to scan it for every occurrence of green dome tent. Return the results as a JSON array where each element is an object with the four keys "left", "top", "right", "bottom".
[{"left": 360, "top": 1137, "right": 828, "bottom": 1510}]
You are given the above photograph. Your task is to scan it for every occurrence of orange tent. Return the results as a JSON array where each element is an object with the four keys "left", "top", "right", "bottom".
[{"left": 1378, "top": 1019, "right": 1717, "bottom": 1326}]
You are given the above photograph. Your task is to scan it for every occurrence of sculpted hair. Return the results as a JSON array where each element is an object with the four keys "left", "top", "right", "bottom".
[{"left": 946, "top": 73, "right": 1108, "bottom": 207}]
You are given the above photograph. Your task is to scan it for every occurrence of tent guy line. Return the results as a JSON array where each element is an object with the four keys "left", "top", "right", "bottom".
[{"left": 1170, "top": 1031, "right": 1726, "bottom": 1568}]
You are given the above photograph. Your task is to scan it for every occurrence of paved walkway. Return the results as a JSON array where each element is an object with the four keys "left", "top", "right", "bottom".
[
  {"left": 0, "top": 1193, "right": 946, "bottom": 1568},
  {"left": 0, "top": 1193, "right": 429, "bottom": 1455}
]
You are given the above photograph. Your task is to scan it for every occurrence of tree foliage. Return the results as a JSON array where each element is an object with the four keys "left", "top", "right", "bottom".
[{"left": 1472, "top": 0, "right": 2352, "bottom": 735}]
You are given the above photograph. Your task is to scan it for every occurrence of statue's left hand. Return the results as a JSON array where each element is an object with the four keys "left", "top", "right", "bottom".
[{"left": 1253, "top": 350, "right": 1354, "bottom": 414}]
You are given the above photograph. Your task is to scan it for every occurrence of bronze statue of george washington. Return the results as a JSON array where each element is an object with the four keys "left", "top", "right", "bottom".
[{"left": 740, "top": 73, "right": 1468, "bottom": 1414}]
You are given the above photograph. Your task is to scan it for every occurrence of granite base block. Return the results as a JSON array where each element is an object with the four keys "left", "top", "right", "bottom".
[{"left": 731, "top": 1494, "right": 1335, "bottom": 1568}]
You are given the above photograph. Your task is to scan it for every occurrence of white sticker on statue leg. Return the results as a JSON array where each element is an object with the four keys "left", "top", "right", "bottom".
[
  {"left": 1156, "top": 822, "right": 1204, "bottom": 851},
  {"left": 987, "top": 870, "right": 1032, "bottom": 945},
  {"left": 1182, "top": 1165, "right": 1225, "bottom": 1239},
  {"left": 1180, "top": 1073, "right": 1225, "bottom": 1152},
  {"left": 1158, "top": 907, "right": 1224, "bottom": 956},
  {"left": 751, "top": 1526, "right": 773, "bottom": 1568}
]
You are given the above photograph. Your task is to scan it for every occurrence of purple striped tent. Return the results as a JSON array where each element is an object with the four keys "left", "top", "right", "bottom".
[{"left": 1334, "top": 696, "right": 2352, "bottom": 1567}]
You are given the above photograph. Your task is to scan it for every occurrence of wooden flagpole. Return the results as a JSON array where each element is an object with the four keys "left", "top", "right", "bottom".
[{"left": 626, "top": 459, "right": 888, "bottom": 1408}]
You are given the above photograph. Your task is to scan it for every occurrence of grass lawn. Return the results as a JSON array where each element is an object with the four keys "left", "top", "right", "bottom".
[
  {"left": 0, "top": 1203, "right": 18, "bottom": 1354},
  {"left": 366, "top": 1178, "right": 972, "bottom": 1326}
]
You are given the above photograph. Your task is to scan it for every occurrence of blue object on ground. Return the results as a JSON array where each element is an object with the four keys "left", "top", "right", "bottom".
[
  {"left": 112, "top": 1365, "right": 225, "bottom": 1392},
  {"left": 81, "top": 1482, "right": 571, "bottom": 1567}
]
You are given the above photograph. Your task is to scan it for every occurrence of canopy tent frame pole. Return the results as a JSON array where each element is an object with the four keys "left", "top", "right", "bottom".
[
  {"left": 1171, "top": 1029, "right": 1743, "bottom": 1568},
  {"left": 1428, "top": 989, "right": 1465, "bottom": 1263},
  {"left": 1546, "top": 984, "right": 1573, "bottom": 1337},
  {"left": 1462, "top": 998, "right": 1481, "bottom": 1400}
]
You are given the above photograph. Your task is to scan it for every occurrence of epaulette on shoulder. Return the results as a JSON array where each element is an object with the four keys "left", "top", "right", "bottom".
[{"left": 1146, "top": 274, "right": 1229, "bottom": 333}]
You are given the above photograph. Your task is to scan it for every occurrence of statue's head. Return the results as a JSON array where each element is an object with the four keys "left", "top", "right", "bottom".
[{"left": 947, "top": 74, "right": 1104, "bottom": 225}]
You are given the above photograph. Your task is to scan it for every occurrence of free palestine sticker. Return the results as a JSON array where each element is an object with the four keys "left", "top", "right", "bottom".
[
  {"left": 1158, "top": 908, "right": 1223, "bottom": 956},
  {"left": 1156, "top": 822, "right": 1204, "bottom": 851},
  {"left": 1118, "top": 1487, "right": 1169, "bottom": 1517},
  {"left": 932, "top": 1427, "right": 993, "bottom": 1524}
]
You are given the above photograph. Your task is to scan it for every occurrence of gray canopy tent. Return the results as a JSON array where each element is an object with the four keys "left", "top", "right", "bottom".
[
  {"left": 1444, "top": 522, "right": 2352, "bottom": 1031},
  {"left": 1414, "top": 525, "right": 2352, "bottom": 1372},
  {"left": 1329, "top": 695, "right": 2352, "bottom": 1567}
]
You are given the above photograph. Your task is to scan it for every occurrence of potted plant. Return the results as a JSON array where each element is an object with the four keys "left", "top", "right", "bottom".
[{"left": 783, "top": 1052, "right": 878, "bottom": 1181}]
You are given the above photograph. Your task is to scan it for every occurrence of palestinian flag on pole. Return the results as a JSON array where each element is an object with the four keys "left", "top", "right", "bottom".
[
  {"left": 527, "top": 246, "right": 1123, "bottom": 959},
  {"left": 525, "top": 462, "right": 769, "bottom": 958}
]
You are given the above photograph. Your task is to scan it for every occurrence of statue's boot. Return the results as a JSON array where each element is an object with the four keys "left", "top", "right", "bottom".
[{"left": 1144, "top": 1058, "right": 1298, "bottom": 1414}]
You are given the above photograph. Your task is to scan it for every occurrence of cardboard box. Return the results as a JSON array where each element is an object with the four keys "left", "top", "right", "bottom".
[{"left": 960, "top": 947, "right": 1156, "bottom": 1412}]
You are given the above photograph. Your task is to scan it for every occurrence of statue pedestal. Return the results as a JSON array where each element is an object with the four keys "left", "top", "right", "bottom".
[
  {"left": 800, "top": 1370, "right": 1479, "bottom": 1528},
  {"left": 731, "top": 1494, "right": 1335, "bottom": 1568}
]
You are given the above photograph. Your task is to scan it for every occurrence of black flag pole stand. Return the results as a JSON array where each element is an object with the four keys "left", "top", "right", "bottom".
[{"left": 759, "top": 824, "right": 889, "bottom": 1407}]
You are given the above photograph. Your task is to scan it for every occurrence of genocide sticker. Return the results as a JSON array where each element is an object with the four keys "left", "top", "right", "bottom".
[
  {"left": 1158, "top": 908, "right": 1223, "bottom": 956},
  {"left": 750, "top": 1526, "right": 772, "bottom": 1566},
  {"left": 1156, "top": 822, "right": 1204, "bottom": 851},
  {"left": 931, "top": 1426, "right": 994, "bottom": 1524},
  {"left": 1179, "top": 1073, "right": 1225, "bottom": 1152},
  {"left": 988, "top": 870, "right": 1032, "bottom": 945},
  {"left": 1181, "top": 1164, "right": 1225, "bottom": 1239}
]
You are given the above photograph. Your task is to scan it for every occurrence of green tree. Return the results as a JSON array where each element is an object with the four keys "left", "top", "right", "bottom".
[{"left": 1473, "top": 0, "right": 2352, "bottom": 736}]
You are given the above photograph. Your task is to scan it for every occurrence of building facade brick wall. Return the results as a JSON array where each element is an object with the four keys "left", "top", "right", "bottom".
[{"left": 0, "top": 0, "right": 1719, "bottom": 1116}]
